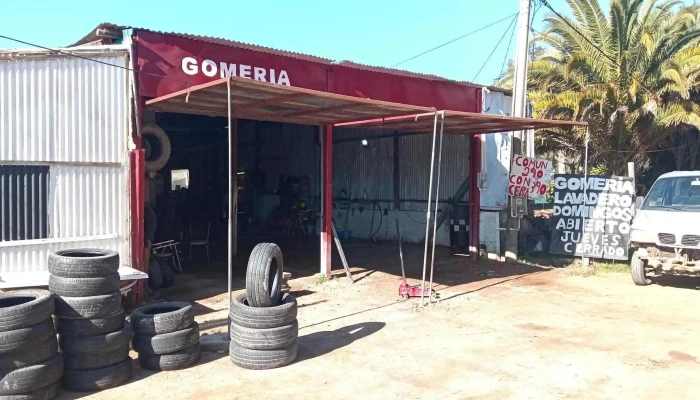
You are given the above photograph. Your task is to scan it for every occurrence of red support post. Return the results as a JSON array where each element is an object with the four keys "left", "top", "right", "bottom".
[
  {"left": 469, "top": 135, "right": 481, "bottom": 258},
  {"left": 321, "top": 124, "right": 333, "bottom": 277}
]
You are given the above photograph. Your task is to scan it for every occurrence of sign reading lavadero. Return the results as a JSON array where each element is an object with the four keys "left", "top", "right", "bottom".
[{"left": 549, "top": 174, "right": 635, "bottom": 260}]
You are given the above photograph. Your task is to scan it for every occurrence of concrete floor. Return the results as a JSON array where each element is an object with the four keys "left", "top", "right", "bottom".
[{"left": 60, "top": 239, "right": 700, "bottom": 400}]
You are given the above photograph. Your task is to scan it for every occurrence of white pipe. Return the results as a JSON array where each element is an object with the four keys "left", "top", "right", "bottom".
[
  {"left": 227, "top": 77, "right": 233, "bottom": 337},
  {"left": 428, "top": 111, "right": 445, "bottom": 303},
  {"left": 421, "top": 111, "right": 439, "bottom": 306}
]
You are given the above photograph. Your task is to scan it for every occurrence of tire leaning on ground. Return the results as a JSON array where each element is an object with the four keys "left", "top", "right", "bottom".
[
  {"left": 245, "top": 243, "right": 284, "bottom": 307},
  {"left": 60, "top": 322, "right": 132, "bottom": 355},
  {"left": 229, "top": 341, "right": 297, "bottom": 370},
  {"left": 631, "top": 250, "right": 651, "bottom": 286},
  {"left": 0, "top": 354, "right": 63, "bottom": 396},
  {"left": 49, "top": 273, "right": 120, "bottom": 297},
  {"left": 141, "top": 123, "right": 172, "bottom": 172},
  {"left": 138, "top": 342, "right": 201, "bottom": 371},
  {"left": 130, "top": 302, "right": 194, "bottom": 335},
  {"left": 132, "top": 322, "right": 200, "bottom": 355},
  {"left": 55, "top": 309, "right": 125, "bottom": 337},
  {"left": 0, "top": 381, "right": 60, "bottom": 400},
  {"left": 62, "top": 357, "right": 133, "bottom": 392},
  {"left": 48, "top": 249, "right": 119, "bottom": 278},
  {"left": 229, "top": 293, "right": 297, "bottom": 329},
  {"left": 0, "top": 290, "right": 54, "bottom": 332},
  {"left": 230, "top": 320, "right": 298, "bottom": 350},
  {"left": 54, "top": 291, "right": 122, "bottom": 319}
]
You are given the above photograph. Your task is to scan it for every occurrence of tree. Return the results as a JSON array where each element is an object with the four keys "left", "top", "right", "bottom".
[{"left": 496, "top": 0, "right": 700, "bottom": 175}]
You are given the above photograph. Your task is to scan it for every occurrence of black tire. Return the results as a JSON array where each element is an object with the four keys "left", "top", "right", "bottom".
[
  {"left": 63, "top": 344, "right": 129, "bottom": 371},
  {"left": 147, "top": 259, "right": 163, "bottom": 291},
  {"left": 137, "top": 342, "right": 201, "bottom": 371},
  {"left": 49, "top": 273, "right": 120, "bottom": 297},
  {"left": 245, "top": 243, "right": 283, "bottom": 307},
  {"left": 0, "top": 381, "right": 59, "bottom": 400},
  {"left": 160, "top": 262, "right": 175, "bottom": 289},
  {"left": 229, "top": 293, "right": 297, "bottom": 329},
  {"left": 631, "top": 250, "right": 651, "bottom": 286},
  {"left": 130, "top": 302, "right": 194, "bottom": 335},
  {"left": 132, "top": 322, "right": 199, "bottom": 355},
  {"left": 0, "top": 334, "right": 57, "bottom": 371},
  {"left": 61, "top": 357, "right": 132, "bottom": 392},
  {"left": 48, "top": 249, "right": 119, "bottom": 278},
  {"left": 54, "top": 291, "right": 122, "bottom": 319},
  {"left": 0, "top": 354, "right": 63, "bottom": 395},
  {"left": 230, "top": 320, "right": 298, "bottom": 350},
  {"left": 142, "top": 124, "right": 171, "bottom": 172},
  {"left": 229, "top": 341, "right": 297, "bottom": 370},
  {"left": 0, "top": 319, "right": 54, "bottom": 355},
  {"left": 55, "top": 309, "right": 125, "bottom": 337},
  {"left": 0, "top": 290, "right": 54, "bottom": 332},
  {"left": 60, "top": 322, "right": 131, "bottom": 355}
]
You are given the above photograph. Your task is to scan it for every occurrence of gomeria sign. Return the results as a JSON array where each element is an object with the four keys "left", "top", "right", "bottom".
[
  {"left": 549, "top": 174, "right": 634, "bottom": 260},
  {"left": 508, "top": 155, "right": 552, "bottom": 201},
  {"left": 181, "top": 57, "right": 291, "bottom": 86}
]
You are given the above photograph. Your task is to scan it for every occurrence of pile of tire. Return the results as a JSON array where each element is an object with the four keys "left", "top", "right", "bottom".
[
  {"left": 131, "top": 302, "right": 201, "bottom": 371},
  {"left": 229, "top": 243, "right": 298, "bottom": 370},
  {"left": 0, "top": 290, "right": 63, "bottom": 399},
  {"left": 48, "top": 249, "right": 132, "bottom": 392}
]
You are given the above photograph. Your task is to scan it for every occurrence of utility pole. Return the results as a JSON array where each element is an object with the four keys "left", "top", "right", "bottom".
[{"left": 505, "top": 0, "right": 532, "bottom": 262}]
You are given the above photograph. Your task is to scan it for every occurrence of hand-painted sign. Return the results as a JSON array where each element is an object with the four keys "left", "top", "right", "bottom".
[
  {"left": 549, "top": 174, "right": 635, "bottom": 260},
  {"left": 508, "top": 155, "right": 552, "bottom": 200}
]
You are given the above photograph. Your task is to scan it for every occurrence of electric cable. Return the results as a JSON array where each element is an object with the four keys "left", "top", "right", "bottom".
[{"left": 473, "top": 14, "right": 519, "bottom": 82}]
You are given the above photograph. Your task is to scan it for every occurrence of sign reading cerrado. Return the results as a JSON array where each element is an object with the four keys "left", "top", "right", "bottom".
[{"left": 549, "top": 174, "right": 635, "bottom": 260}]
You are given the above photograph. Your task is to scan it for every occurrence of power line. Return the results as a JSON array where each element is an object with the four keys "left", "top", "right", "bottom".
[
  {"left": 391, "top": 13, "right": 518, "bottom": 68},
  {"left": 473, "top": 14, "right": 518, "bottom": 81}
]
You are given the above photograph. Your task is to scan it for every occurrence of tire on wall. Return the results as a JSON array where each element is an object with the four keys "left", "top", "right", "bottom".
[{"left": 142, "top": 123, "right": 171, "bottom": 172}]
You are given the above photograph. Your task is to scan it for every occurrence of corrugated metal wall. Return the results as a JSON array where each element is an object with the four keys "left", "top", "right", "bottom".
[
  {"left": 0, "top": 165, "right": 49, "bottom": 241},
  {"left": 0, "top": 49, "right": 131, "bottom": 279}
]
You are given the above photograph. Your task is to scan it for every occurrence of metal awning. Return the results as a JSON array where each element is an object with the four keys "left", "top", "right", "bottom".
[
  {"left": 335, "top": 110, "right": 587, "bottom": 134},
  {"left": 145, "top": 76, "right": 435, "bottom": 125}
]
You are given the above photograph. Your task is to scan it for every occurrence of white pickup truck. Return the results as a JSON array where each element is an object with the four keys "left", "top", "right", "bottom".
[{"left": 629, "top": 171, "right": 700, "bottom": 285}]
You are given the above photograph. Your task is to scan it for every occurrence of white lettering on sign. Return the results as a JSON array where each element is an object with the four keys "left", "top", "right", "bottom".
[
  {"left": 508, "top": 155, "right": 552, "bottom": 201},
  {"left": 180, "top": 57, "right": 291, "bottom": 86}
]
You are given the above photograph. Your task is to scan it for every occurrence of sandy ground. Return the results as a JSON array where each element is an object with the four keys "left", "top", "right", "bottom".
[{"left": 59, "top": 240, "right": 700, "bottom": 400}]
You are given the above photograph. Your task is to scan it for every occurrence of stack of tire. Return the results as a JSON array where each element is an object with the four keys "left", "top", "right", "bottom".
[
  {"left": 229, "top": 243, "right": 298, "bottom": 370},
  {"left": 48, "top": 249, "right": 133, "bottom": 392},
  {"left": 0, "top": 290, "right": 63, "bottom": 400},
  {"left": 131, "top": 302, "right": 201, "bottom": 371}
]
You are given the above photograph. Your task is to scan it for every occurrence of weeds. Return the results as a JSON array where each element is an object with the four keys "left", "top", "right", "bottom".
[{"left": 314, "top": 273, "right": 332, "bottom": 285}]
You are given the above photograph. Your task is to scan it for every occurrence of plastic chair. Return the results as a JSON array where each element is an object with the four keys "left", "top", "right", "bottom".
[{"left": 189, "top": 222, "right": 210, "bottom": 262}]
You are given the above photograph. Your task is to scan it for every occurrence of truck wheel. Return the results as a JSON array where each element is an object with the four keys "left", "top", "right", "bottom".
[{"left": 631, "top": 251, "right": 651, "bottom": 286}]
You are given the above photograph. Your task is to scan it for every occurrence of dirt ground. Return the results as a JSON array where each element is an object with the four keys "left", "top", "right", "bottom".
[{"left": 60, "top": 239, "right": 700, "bottom": 400}]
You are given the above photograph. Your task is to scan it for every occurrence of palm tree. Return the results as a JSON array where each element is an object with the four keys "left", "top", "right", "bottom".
[{"left": 497, "top": 0, "right": 700, "bottom": 175}]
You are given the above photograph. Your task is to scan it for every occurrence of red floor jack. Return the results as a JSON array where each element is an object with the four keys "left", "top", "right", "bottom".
[{"left": 396, "top": 219, "right": 437, "bottom": 300}]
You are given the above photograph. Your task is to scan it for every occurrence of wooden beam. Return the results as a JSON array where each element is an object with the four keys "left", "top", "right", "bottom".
[
  {"left": 235, "top": 92, "right": 311, "bottom": 113},
  {"left": 282, "top": 103, "right": 362, "bottom": 118}
]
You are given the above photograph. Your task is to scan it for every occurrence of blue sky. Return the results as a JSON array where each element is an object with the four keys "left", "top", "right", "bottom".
[{"left": 3, "top": 0, "right": 602, "bottom": 85}]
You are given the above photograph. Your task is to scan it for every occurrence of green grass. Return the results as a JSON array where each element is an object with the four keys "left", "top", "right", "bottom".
[
  {"left": 314, "top": 273, "right": 332, "bottom": 285},
  {"left": 520, "top": 254, "right": 630, "bottom": 277}
]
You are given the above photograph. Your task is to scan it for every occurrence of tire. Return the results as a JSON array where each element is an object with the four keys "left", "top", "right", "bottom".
[
  {"left": 229, "top": 293, "right": 297, "bottom": 329},
  {"left": 48, "top": 249, "right": 119, "bottom": 278},
  {"left": 142, "top": 124, "right": 171, "bottom": 172},
  {"left": 0, "top": 290, "right": 54, "bottom": 332},
  {"left": 230, "top": 320, "right": 298, "bottom": 350},
  {"left": 147, "top": 259, "right": 163, "bottom": 291},
  {"left": 0, "top": 381, "right": 59, "bottom": 400},
  {"left": 49, "top": 273, "right": 120, "bottom": 297},
  {"left": 132, "top": 322, "right": 199, "bottom": 355},
  {"left": 137, "top": 342, "right": 201, "bottom": 371},
  {"left": 60, "top": 322, "right": 131, "bottom": 355},
  {"left": 54, "top": 291, "right": 121, "bottom": 319},
  {"left": 0, "top": 354, "right": 63, "bottom": 395},
  {"left": 0, "top": 335, "right": 57, "bottom": 371},
  {"left": 62, "top": 357, "right": 132, "bottom": 392},
  {"left": 245, "top": 243, "right": 283, "bottom": 307},
  {"left": 63, "top": 344, "right": 129, "bottom": 371},
  {"left": 55, "top": 309, "right": 125, "bottom": 337},
  {"left": 631, "top": 250, "right": 651, "bottom": 286},
  {"left": 160, "top": 262, "right": 175, "bottom": 289},
  {"left": 229, "top": 341, "right": 297, "bottom": 370},
  {"left": 0, "top": 319, "right": 54, "bottom": 355},
  {"left": 130, "top": 302, "right": 194, "bottom": 335}
]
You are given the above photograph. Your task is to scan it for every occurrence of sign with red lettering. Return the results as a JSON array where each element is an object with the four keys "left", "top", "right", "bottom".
[{"left": 508, "top": 155, "right": 552, "bottom": 200}]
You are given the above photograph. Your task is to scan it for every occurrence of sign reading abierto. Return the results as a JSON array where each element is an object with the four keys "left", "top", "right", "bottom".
[
  {"left": 549, "top": 174, "right": 635, "bottom": 260},
  {"left": 508, "top": 155, "right": 553, "bottom": 201}
]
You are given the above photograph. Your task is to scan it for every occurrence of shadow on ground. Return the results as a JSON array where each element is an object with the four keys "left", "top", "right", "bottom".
[{"left": 296, "top": 322, "right": 386, "bottom": 363}]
